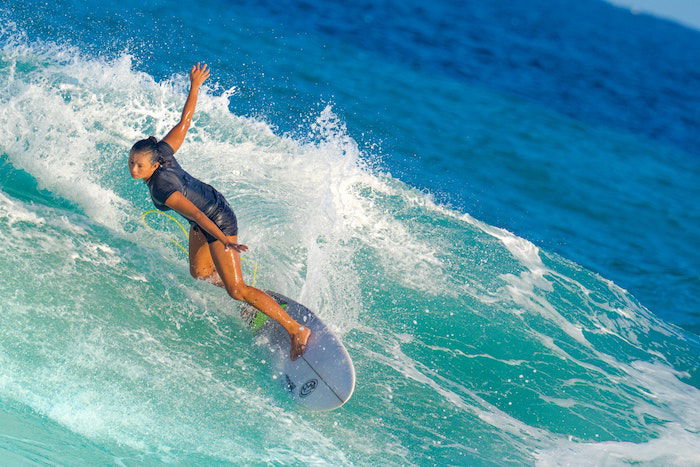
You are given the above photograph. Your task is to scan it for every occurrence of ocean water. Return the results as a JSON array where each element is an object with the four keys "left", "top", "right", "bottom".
[{"left": 0, "top": 0, "right": 698, "bottom": 465}]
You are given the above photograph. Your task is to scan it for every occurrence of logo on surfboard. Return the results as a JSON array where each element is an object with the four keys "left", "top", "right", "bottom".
[
  {"left": 299, "top": 379, "right": 318, "bottom": 397},
  {"left": 285, "top": 375, "right": 317, "bottom": 397}
]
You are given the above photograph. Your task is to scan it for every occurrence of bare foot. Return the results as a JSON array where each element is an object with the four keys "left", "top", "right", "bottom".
[{"left": 290, "top": 326, "right": 312, "bottom": 360}]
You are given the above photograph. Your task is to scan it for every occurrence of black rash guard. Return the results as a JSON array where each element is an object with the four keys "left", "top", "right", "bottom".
[{"left": 146, "top": 140, "right": 238, "bottom": 242}]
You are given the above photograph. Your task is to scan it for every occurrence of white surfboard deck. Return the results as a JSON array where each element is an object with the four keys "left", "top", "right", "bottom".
[{"left": 239, "top": 291, "right": 355, "bottom": 411}]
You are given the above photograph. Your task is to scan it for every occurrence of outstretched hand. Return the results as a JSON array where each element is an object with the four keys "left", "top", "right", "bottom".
[
  {"left": 190, "top": 62, "right": 210, "bottom": 87},
  {"left": 223, "top": 240, "right": 249, "bottom": 253}
]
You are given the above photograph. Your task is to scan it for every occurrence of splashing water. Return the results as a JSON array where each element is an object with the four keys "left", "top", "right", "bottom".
[{"left": 0, "top": 28, "right": 698, "bottom": 465}]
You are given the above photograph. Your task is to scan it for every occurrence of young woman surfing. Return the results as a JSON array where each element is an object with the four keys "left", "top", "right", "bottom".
[{"left": 128, "top": 63, "right": 311, "bottom": 360}]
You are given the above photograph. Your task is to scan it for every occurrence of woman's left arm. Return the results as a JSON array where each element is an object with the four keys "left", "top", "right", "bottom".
[{"left": 162, "top": 63, "right": 211, "bottom": 153}]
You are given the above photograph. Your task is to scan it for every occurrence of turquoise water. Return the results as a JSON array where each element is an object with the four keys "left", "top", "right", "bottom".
[{"left": 1, "top": 2, "right": 699, "bottom": 465}]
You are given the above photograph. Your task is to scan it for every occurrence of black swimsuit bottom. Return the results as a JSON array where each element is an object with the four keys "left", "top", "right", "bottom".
[{"left": 190, "top": 193, "right": 238, "bottom": 243}]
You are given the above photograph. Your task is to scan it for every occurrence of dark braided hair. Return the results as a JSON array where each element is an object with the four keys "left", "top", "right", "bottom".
[{"left": 130, "top": 136, "right": 162, "bottom": 164}]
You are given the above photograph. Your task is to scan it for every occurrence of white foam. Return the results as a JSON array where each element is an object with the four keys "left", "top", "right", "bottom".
[
  {"left": 2, "top": 25, "right": 699, "bottom": 466},
  {"left": 536, "top": 421, "right": 700, "bottom": 466},
  {"left": 0, "top": 31, "right": 457, "bottom": 332},
  {"left": 0, "top": 191, "right": 46, "bottom": 226}
]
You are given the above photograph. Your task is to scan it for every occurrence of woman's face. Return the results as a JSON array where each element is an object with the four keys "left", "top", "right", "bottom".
[{"left": 128, "top": 151, "right": 159, "bottom": 180}]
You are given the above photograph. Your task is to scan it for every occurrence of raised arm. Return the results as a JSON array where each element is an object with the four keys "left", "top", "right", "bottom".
[{"left": 162, "top": 62, "right": 211, "bottom": 153}]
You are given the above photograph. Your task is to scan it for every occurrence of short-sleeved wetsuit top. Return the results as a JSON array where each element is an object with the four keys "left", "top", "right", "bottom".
[{"left": 146, "top": 140, "right": 238, "bottom": 243}]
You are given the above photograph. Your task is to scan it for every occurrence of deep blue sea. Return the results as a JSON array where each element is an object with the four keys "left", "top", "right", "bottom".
[{"left": 0, "top": 0, "right": 698, "bottom": 464}]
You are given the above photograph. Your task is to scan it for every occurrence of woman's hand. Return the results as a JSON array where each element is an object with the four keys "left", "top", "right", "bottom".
[
  {"left": 223, "top": 240, "right": 249, "bottom": 253},
  {"left": 189, "top": 62, "right": 210, "bottom": 88}
]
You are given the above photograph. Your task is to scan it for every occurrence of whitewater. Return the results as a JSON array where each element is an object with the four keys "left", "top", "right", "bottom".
[{"left": 0, "top": 28, "right": 699, "bottom": 465}]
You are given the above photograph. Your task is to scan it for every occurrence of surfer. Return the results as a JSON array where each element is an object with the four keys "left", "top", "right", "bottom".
[{"left": 128, "top": 63, "right": 311, "bottom": 360}]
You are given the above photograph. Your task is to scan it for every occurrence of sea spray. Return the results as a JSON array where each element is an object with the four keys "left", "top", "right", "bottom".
[{"left": 0, "top": 28, "right": 698, "bottom": 465}]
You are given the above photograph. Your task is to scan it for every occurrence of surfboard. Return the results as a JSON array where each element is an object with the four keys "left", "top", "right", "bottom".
[{"left": 239, "top": 291, "right": 356, "bottom": 410}]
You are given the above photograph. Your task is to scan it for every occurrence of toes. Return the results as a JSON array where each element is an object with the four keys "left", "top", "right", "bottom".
[
  {"left": 289, "top": 326, "right": 312, "bottom": 360},
  {"left": 290, "top": 335, "right": 308, "bottom": 360}
]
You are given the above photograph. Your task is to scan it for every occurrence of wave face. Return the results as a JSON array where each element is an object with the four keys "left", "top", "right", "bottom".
[
  {"left": 0, "top": 27, "right": 698, "bottom": 465},
  {"left": 4, "top": 0, "right": 700, "bottom": 334}
]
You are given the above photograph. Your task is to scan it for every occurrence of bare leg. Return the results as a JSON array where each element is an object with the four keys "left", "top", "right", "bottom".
[
  {"left": 189, "top": 225, "right": 224, "bottom": 286},
  {"left": 190, "top": 227, "right": 310, "bottom": 359}
]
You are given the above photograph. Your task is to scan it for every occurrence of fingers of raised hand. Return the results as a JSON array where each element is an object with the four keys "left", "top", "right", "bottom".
[{"left": 190, "top": 63, "right": 210, "bottom": 81}]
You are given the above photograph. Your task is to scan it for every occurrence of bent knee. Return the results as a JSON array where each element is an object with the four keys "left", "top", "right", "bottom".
[
  {"left": 225, "top": 283, "right": 248, "bottom": 301},
  {"left": 190, "top": 267, "right": 216, "bottom": 280}
]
